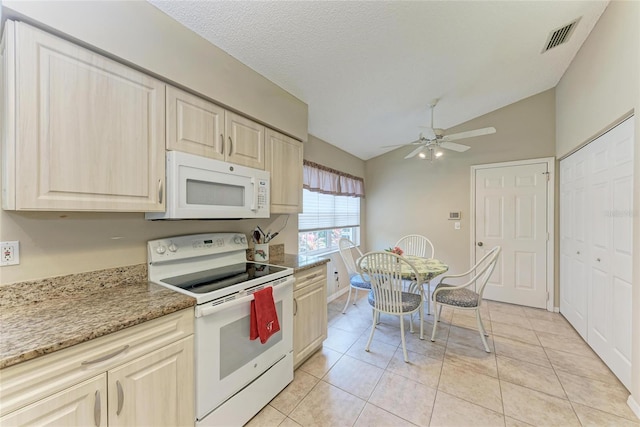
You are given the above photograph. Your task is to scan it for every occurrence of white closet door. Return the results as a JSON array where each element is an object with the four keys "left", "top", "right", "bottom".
[
  {"left": 560, "top": 116, "right": 634, "bottom": 391},
  {"left": 559, "top": 148, "right": 588, "bottom": 338},
  {"left": 587, "top": 118, "right": 634, "bottom": 389}
]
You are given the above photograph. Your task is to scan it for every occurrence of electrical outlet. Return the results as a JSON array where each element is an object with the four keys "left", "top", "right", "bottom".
[{"left": 1, "top": 241, "right": 20, "bottom": 266}]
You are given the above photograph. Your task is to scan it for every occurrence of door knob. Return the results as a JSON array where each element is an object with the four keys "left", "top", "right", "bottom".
[{"left": 477, "top": 242, "right": 483, "bottom": 247}]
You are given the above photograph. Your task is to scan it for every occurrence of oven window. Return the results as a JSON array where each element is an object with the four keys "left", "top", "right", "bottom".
[
  {"left": 187, "top": 179, "right": 244, "bottom": 207},
  {"left": 219, "top": 301, "right": 283, "bottom": 380}
]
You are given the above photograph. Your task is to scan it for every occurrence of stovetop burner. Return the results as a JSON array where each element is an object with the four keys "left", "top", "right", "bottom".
[{"left": 163, "top": 262, "right": 288, "bottom": 294}]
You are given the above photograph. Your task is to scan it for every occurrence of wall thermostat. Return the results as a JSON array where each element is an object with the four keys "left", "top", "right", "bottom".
[{"left": 449, "top": 211, "right": 461, "bottom": 220}]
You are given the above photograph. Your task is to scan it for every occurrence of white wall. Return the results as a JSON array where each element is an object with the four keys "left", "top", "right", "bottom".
[{"left": 555, "top": 0, "right": 639, "bottom": 414}]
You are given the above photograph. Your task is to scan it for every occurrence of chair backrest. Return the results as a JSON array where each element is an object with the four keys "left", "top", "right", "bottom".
[
  {"left": 357, "top": 251, "right": 421, "bottom": 315},
  {"left": 395, "top": 234, "right": 435, "bottom": 258},
  {"left": 338, "top": 238, "right": 364, "bottom": 277},
  {"left": 471, "top": 246, "right": 501, "bottom": 296}
]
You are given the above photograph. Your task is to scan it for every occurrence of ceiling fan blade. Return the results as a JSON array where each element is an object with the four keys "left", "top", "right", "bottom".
[
  {"left": 417, "top": 127, "right": 437, "bottom": 140},
  {"left": 442, "top": 127, "right": 496, "bottom": 142},
  {"left": 404, "top": 146, "right": 426, "bottom": 159},
  {"left": 382, "top": 139, "right": 422, "bottom": 148},
  {"left": 439, "top": 141, "right": 471, "bottom": 152}
]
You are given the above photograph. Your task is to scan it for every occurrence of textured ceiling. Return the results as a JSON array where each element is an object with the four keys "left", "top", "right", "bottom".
[{"left": 149, "top": 1, "right": 608, "bottom": 160}]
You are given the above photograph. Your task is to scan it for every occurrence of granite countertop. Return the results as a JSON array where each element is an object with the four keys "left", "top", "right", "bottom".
[
  {"left": 270, "top": 254, "right": 330, "bottom": 272},
  {"left": 0, "top": 264, "right": 195, "bottom": 369}
]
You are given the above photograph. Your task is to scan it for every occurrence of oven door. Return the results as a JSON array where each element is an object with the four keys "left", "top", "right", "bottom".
[{"left": 194, "top": 278, "right": 293, "bottom": 421}]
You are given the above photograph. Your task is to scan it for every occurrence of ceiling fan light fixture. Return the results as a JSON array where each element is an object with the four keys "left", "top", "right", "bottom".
[
  {"left": 418, "top": 152, "right": 427, "bottom": 159},
  {"left": 435, "top": 151, "right": 443, "bottom": 158}
]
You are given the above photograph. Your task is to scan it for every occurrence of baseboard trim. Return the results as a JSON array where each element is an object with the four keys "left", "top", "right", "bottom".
[
  {"left": 553, "top": 306, "right": 560, "bottom": 313},
  {"left": 326, "top": 286, "right": 349, "bottom": 303},
  {"left": 628, "top": 394, "right": 640, "bottom": 420}
]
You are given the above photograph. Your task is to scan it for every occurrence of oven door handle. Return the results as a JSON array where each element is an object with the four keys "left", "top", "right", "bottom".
[{"left": 195, "top": 279, "right": 293, "bottom": 318}]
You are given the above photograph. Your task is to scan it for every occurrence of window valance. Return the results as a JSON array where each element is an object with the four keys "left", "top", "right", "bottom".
[{"left": 303, "top": 160, "right": 365, "bottom": 198}]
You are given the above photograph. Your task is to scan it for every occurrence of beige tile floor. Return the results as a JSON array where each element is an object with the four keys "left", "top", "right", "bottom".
[{"left": 247, "top": 292, "right": 639, "bottom": 427}]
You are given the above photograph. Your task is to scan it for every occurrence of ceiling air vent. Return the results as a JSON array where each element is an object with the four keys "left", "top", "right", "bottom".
[{"left": 542, "top": 18, "right": 580, "bottom": 53}]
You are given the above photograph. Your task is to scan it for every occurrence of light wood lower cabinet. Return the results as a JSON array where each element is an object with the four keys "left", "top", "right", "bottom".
[
  {"left": 265, "top": 129, "right": 303, "bottom": 214},
  {"left": 0, "top": 375, "right": 108, "bottom": 427},
  {"left": 0, "top": 310, "right": 194, "bottom": 427},
  {"left": 293, "top": 265, "right": 328, "bottom": 368}
]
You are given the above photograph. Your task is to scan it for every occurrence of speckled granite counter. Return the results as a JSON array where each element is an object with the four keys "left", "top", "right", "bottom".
[
  {"left": 0, "top": 264, "right": 195, "bottom": 369},
  {"left": 269, "top": 254, "right": 330, "bottom": 272}
]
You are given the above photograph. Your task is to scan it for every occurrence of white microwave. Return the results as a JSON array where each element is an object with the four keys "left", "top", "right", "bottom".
[{"left": 146, "top": 151, "right": 270, "bottom": 220}]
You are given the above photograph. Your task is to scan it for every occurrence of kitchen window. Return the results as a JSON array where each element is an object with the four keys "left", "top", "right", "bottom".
[{"left": 298, "top": 161, "right": 364, "bottom": 256}]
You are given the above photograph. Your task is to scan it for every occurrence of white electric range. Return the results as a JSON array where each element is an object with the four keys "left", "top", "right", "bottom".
[{"left": 147, "top": 233, "right": 294, "bottom": 427}]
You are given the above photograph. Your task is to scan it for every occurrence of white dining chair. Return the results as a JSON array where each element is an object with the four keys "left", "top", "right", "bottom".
[
  {"left": 395, "top": 234, "right": 436, "bottom": 313},
  {"left": 358, "top": 251, "right": 424, "bottom": 362},
  {"left": 338, "top": 238, "right": 371, "bottom": 313},
  {"left": 431, "top": 246, "right": 501, "bottom": 352}
]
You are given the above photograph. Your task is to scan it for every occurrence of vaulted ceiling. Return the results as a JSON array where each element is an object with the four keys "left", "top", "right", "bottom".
[{"left": 149, "top": 1, "right": 609, "bottom": 160}]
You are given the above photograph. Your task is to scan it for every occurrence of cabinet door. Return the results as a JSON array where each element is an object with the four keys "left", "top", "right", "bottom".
[
  {"left": 108, "top": 337, "right": 194, "bottom": 427},
  {"left": 166, "top": 85, "right": 225, "bottom": 160},
  {"left": 0, "top": 375, "right": 107, "bottom": 427},
  {"left": 266, "top": 129, "right": 303, "bottom": 213},
  {"left": 293, "top": 279, "right": 327, "bottom": 368},
  {"left": 225, "top": 111, "right": 265, "bottom": 169},
  {"left": 13, "top": 22, "right": 165, "bottom": 211}
]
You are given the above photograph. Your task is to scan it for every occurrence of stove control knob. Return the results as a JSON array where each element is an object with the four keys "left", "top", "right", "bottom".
[
  {"left": 156, "top": 245, "right": 166, "bottom": 254},
  {"left": 233, "top": 235, "right": 245, "bottom": 244},
  {"left": 168, "top": 243, "right": 178, "bottom": 252}
]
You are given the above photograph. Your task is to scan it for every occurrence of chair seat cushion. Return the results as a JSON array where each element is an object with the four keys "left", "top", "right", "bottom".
[
  {"left": 368, "top": 290, "right": 422, "bottom": 312},
  {"left": 350, "top": 274, "right": 371, "bottom": 289},
  {"left": 434, "top": 283, "right": 479, "bottom": 308}
]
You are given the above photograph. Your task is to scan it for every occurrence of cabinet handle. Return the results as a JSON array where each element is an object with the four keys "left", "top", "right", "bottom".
[
  {"left": 220, "top": 134, "right": 224, "bottom": 155},
  {"left": 116, "top": 380, "right": 124, "bottom": 415},
  {"left": 577, "top": 251, "right": 580, "bottom": 255},
  {"left": 158, "top": 180, "right": 163, "bottom": 204},
  {"left": 81, "top": 345, "right": 129, "bottom": 365},
  {"left": 306, "top": 274, "right": 319, "bottom": 280},
  {"left": 293, "top": 298, "right": 298, "bottom": 316},
  {"left": 94, "top": 390, "right": 101, "bottom": 427},
  {"left": 228, "top": 136, "right": 233, "bottom": 155},
  {"left": 477, "top": 242, "right": 483, "bottom": 247},
  {"left": 596, "top": 258, "right": 601, "bottom": 262}
]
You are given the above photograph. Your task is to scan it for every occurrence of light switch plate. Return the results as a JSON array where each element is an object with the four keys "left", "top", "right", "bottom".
[{"left": 454, "top": 222, "right": 461, "bottom": 230}]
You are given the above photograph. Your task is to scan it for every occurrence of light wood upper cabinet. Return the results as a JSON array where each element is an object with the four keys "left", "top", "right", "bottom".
[
  {"left": 225, "top": 111, "right": 265, "bottom": 169},
  {"left": 2, "top": 21, "right": 166, "bottom": 211},
  {"left": 166, "top": 85, "right": 225, "bottom": 160},
  {"left": 265, "top": 129, "right": 303, "bottom": 214},
  {"left": 167, "top": 85, "right": 265, "bottom": 169}
]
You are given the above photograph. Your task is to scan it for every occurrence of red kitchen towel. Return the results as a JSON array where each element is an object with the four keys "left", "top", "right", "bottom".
[{"left": 249, "top": 287, "right": 280, "bottom": 344}]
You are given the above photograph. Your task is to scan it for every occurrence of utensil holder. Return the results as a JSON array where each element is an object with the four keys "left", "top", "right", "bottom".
[{"left": 254, "top": 244, "right": 269, "bottom": 262}]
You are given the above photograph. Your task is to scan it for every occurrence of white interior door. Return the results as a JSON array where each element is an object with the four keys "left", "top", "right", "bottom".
[{"left": 474, "top": 161, "right": 550, "bottom": 308}]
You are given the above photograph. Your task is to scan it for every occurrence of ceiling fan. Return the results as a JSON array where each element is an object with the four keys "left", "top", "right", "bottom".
[{"left": 396, "top": 99, "right": 496, "bottom": 160}]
